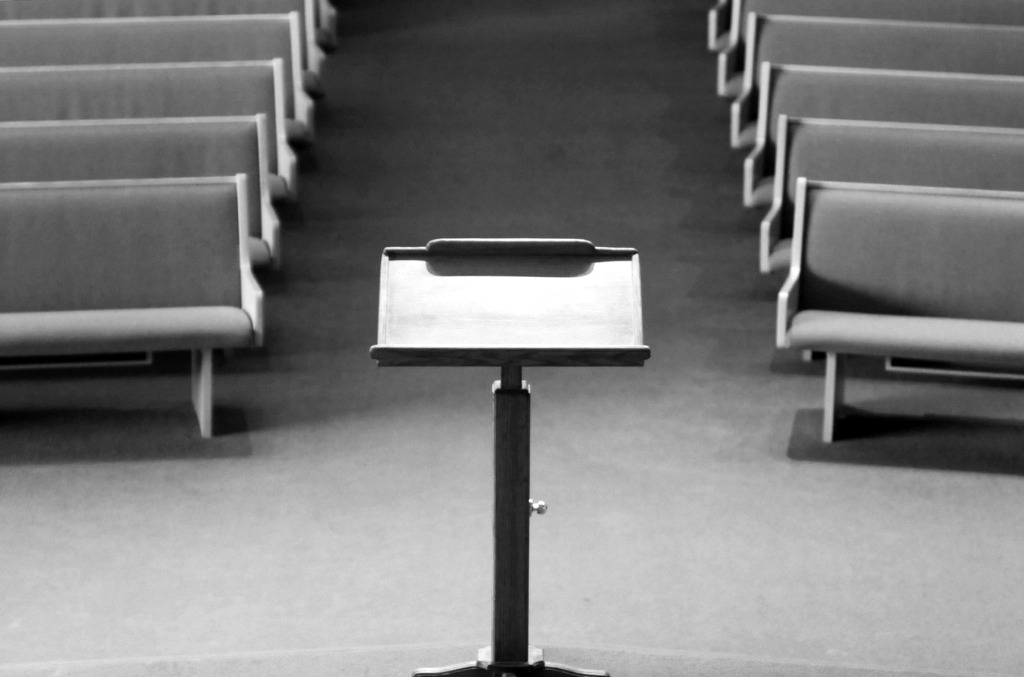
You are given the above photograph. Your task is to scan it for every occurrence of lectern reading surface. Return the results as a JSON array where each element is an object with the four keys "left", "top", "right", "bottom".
[{"left": 370, "top": 238, "right": 650, "bottom": 677}]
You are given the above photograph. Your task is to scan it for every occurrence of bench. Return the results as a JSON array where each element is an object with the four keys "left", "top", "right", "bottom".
[
  {"left": 736, "top": 64, "right": 1024, "bottom": 183},
  {"left": 713, "top": 0, "right": 1024, "bottom": 93},
  {"left": 0, "top": 0, "right": 328, "bottom": 83},
  {"left": 777, "top": 180, "right": 1024, "bottom": 442},
  {"left": 0, "top": 14, "right": 315, "bottom": 143},
  {"left": 0, "top": 116, "right": 281, "bottom": 269},
  {"left": 0, "top": 61, "right": 298, "bottom": 200},
  {"left": 0, "top": 175, "right": 263, "bottom": 438},
  {"left": 732, "top": 13, "right": 1024, "bottom": 122},
  {"left": 759, "top": 117, "right": 1024, "bottom": 274}
]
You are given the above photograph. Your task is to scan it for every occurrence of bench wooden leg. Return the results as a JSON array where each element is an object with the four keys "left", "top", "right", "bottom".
[
  {"left": 191, "top": 348, "right": 214, "bottom": 439},
  {"left": 823, "top": 352, "right": 845, "bottom": 443}
]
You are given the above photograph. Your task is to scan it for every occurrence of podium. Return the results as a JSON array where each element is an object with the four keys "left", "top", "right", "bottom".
[{"left": 370, "top": 239, "right": 650, "bottom": 677}]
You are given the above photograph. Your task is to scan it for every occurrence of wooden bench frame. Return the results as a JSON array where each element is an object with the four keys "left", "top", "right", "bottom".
[
  {"left": 0, "top": 115, "right": 282, "bottom": 268},
  {"left": 777, "top": 179, "right": 1024, "bottom": 442},
  {"left": 0, "top": 175, "right": 263, "bottom": 438},
  {"left": 758, "top": 116, "right": 1024, "bottom": 274},
  {"left": 0, "top": 14, "right": 314, "bottom": 142},
  {"left": 736, "top": 61, "right": 1024, "bottom": 175},
  {"left": 0, "top": 60, "right": 299, "bottom": 200},
  {"left": 732, "top": 12, "right": 1024, "bottom": 111},
  {"left": 315, "top": 0, "right": 337, "bottom": 52},
  {"left": 0, "top": 0, "right": 326, "bottom": 78},
  {"left": 730, "top": 58, "right": 772, "bottom": 149},
  {"left": 712, "top": 0, "right": 1024, "bottom": 82}
]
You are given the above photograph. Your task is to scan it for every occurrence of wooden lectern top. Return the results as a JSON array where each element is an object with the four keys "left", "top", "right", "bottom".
[{"left": 370, "top": 238, "right": 651, "bottom": 367}]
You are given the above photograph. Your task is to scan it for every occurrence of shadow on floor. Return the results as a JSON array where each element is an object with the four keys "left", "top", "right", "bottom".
[
  {"left": 0, "top": 406, "right": 251, "bottom": 465},
  {"left": 788, "top": 407, "right": 1024, "bottom": 476}
]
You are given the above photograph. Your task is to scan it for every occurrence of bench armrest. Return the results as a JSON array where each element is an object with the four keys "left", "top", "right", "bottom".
[
  {"left": 742, "top": 141, "right": 765, "bottom": 207},
  {"left": 730, "top": 85, "right": 756, "bottom": 149},
  {"left": 241, "top": 263, "right": 264, "bottom": 347},
  {"left": 707, "top": 0, "right": 731, "bottom": 52},
  {"left": 776, "top": 264, "right": 800, "bottom": 348},
  {"left": 296, "top": 90, "right": 315, "bottom": 142},
  {"left": 303, "top": 0, "right": 326, "bottom": 74},
  {"left": 760, "top": 200, "right": 782, "bottom": 275},
  {"left": 278, "top": 141, "right": 299, "bottom": 200},
  {"left": 317, "top": 0, "right": 338, "bottom": 51},
  {"left": 717, "top": 43, "right": 742, "bottom": 97},
  {"left": 262, "top": 203, "right": 282, "bottom": 270}
]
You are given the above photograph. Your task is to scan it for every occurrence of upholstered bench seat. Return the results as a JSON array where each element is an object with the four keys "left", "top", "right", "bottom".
[
  {"left": 765, "top": 237, "right": 791, "bottom": 273},
  {"left": 715, "top": 0, "right": 1024, "bottom": 90},
  {"left": 0, "top": 62, "right": 300, "bottom": 201},
  {"left": 284, "top": 118, "right": 313, "bottom": 148},
  {"left": 248, "top": 239, "right": 273, "bottom": 268},
  {"left": 758, "top": 118, "right": 1024, "bottom": 274},
  {"left": 731, "top": 17, "right": 1024, "bottom": 149},
  {"left": 789, "top": 311, "right": 1024, "bottom": 369},
  {"left": 0, "top": 116, "right": 283, "bottom": 269},
  {"left": 267, "top": 174, "right": 289, "bottom": 201},
  {"left": 0, "top": 15, "right": 315, "bottom": 144},
  {"left": 0, "top": 0, "right": 327, "bottom": 79},
  {"left": 748, "top": 176, "right": 773, "bottom": 206},
  {"left": 0, "top": 307, "right": 254, "bottom": 356}
]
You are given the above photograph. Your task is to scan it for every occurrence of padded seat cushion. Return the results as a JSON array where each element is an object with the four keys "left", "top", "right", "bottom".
[
  {"left": 789, "top": 310, "right": 1024, "bottom": 368},
  {"left": 316, "top": 27, "right": 336, "bottom": 51},
  {"left": 750, "top": 176, "right": 773, "bottom": 206},
  {"left": 247, "top": 236, "right": 272, "bottom": 268},
  {"left": 285, "top": 119, "right": 311, "bottom": 146},
  {"left": 722, "top": 74, "right": 742, "bottom": 98},
  {"left": 801, "top": 188, "right": 1024, "bottom": 321},
  {"left": 767, "top": 69, "right": 1024, "bottom": 147},
  {"left": 768, "top": 237, "right": 792, "bottom": 272},
  {"left": 0, "top": 307, "right": 255, "bottom": 356},
  {"left": 757, "top": 18, "right": 1024, "bottom": 87},
  {"left": 741, "top": 0, "right": 1024, "bottom": 42},
  {"left": 302, "top": 70, "right": 324, "bottom": 99},
  {"left": 268, "top": 173, "right": 290, "bottom": 200},
  {"left": 0, "top": 64, "right": 283, "bottom": 174}
]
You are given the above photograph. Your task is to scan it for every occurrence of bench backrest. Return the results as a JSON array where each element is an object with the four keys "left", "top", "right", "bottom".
[
  {"left": 0, "top": 117, "right": 269, "bottom": 243},
  {"left": 0, "top": 61, "right": 287, "bottom": 178},
  {"left": 794, "top": 181, "right": 1024, "bottom": 322},
  {"left": 0, "top": 15, "right": 304, "bottom": 119},
  {"left": 0, "top": 0, "right": 319, "bottom": 73},
  {"left": 732, "top": 0, "right": 1024, "bottom": 48},
  {"left": 758, "top": 64, "right": 1024, "bottom": 169},
  {"left": 775, "top": 117, "right": 1024, "bottom": 241},
  {"left": 0, "top": 177, "right": 247, "bottom": 313},
  {"left": 747, "top": 14, "right": 1024, "bottom": 95}
]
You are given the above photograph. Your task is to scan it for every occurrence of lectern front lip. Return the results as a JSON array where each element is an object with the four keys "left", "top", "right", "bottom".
[{"left": 369, "top": 345, "right": 651, "bottom": 368}]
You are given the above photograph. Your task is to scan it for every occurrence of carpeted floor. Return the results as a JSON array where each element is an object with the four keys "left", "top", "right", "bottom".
[
  {"left": 0, "top": 644, "right": 1005, "bottom": 677},
  {"left": 2, "top": 2, "right": 1024, "bottom": 676}
]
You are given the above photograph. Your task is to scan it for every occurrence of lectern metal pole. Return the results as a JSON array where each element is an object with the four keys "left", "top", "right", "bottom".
[{"left": 492, "top": 364, "right": 530, "bottom": 663}]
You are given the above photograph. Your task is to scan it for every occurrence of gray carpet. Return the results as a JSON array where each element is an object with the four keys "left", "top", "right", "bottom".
[
  {"left": 2, "top": 2, "right": 1024, "bottom": 676},
  {"left": 0, "top": 644, "right": 1007, "bottom": 677}
]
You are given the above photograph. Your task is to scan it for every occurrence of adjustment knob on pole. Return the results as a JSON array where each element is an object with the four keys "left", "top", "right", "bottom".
[{"left": 529, "top": 499, "right": 547, "bottom": 516}]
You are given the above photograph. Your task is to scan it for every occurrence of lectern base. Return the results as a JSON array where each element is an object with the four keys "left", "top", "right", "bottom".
[{"left": 412, "top": 646, "right": 609, "bottom": 677}]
